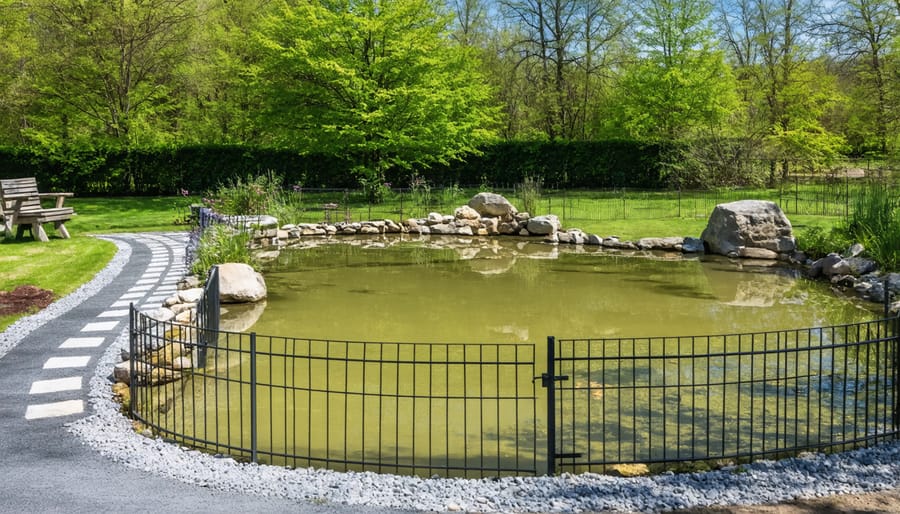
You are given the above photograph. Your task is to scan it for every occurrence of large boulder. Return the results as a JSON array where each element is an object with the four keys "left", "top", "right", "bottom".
[
  {"left": 701, "top": 200, "right": 795, "bottom": 258},
  {"left": 467, "top": 193, "right": 518, "bottom": 218},
  {"left": 217, "top": 263, "right": 267, "bottom": 303}
]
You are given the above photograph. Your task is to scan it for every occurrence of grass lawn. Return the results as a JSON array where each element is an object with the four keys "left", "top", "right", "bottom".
[{"left": 0, "top": 196, "right": 189, "bottom": 331}]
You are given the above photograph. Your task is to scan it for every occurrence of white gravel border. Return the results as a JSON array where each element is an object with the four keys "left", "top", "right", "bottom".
[{"left": 6, "top": 234, "right": 899, "bottom": 512}]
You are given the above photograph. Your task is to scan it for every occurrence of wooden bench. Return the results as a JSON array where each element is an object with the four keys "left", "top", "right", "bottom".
[{"left": 0, "top": 177, "right": 75, "bottom": 242}]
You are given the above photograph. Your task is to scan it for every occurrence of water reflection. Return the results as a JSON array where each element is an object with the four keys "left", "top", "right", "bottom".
[{"left": 255, "top": 236, "right": 873, "bottom": 342}]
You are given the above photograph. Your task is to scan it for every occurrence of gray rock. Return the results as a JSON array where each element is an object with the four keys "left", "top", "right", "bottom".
[
  {"left": 218, "top": 262, "right": 267, "bottom": 303},
  {"left": 846, "top": 257, "right": 877, "bottom": 276},
  {"left": 113, "top": 361, "right": 131, "bottom": 384},
  {"left": 701, "top": 200, "right": 795, "bottom": 257},
  {"left": 498, "top": 222, "right": 519, "bottom": 235},
  {"left": 586, "top": 234, "right": 603, "bottom": 245},
  {"left": 177, "top": 287, "right": 204, "bottom": 304},
  {"left": 682, "top": 237, "right": 704, "bottom": 253},
  {"left": 738, "top": 247, "right": 779, "bottom": 259},
  {"left": 467, "top": 193, "right": 518, "bottom": 218},
  {"left": 481, "top": 218, "right": 499, "bottom": 235},
  {"left": 603, "top": 238, "right": 638, "bottom": 250},
  {"left": 430, "top": 223, "right": 456, "bottom": 235},
  {"left": 170, "top": 302, "right": 196, "bottom": 315},
  {"left": 143, "top": 306, "right": 176, "bottom": 323},
  {"left": 426, "top": 212, "right": 443, "bottom": 225},
  {"left": 454, "top": 205, "right": 480, "bottom": 220},
  {"left": 638, "top": 237, "right": 683, "bottom": 251},
  {"left": 526, "top": 215, "right": 561, "bottom": 235},
  {"left": 814, "top": 254, "right": 845, "bottom": 277},
  {"left": 845, "top": 243, "right": 865, "bottom": 258},
  {"left": 176, "top": 275, "right": 202, "bottom": 290},
  {"left": 827, "top": 259, "right": 853, "bottom": 276}
]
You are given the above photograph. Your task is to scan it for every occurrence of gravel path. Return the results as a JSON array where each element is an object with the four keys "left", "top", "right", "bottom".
[{"left": 5, "top": 233, "right": 900, "bottom": 513}]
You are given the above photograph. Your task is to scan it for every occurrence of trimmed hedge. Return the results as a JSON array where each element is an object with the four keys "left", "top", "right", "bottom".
[{"left": 0, "top": 140, "right": 669, "bottom": 195}]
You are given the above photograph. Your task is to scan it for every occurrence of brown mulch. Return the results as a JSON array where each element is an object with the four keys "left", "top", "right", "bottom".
[
  {"left": 0, "top": 285, "right": 55, "bottom": 316},
  {"left": 674, "top": 487, "right": 900, "bottom": 513}
]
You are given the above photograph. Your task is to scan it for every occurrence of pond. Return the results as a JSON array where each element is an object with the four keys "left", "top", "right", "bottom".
[
  {"left": 145, "top": 236, "right": 888, "bottom": 477},
  {"left": 250, "top": 237, "right": 874, "bottom": 341}
]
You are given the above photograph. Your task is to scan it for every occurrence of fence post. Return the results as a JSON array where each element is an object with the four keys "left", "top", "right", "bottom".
[
  {"left": 546, "top": 336, "right": 556, "bottom": 475},
  {"left": 250, "top": 332, "right": 258, "bottom": 464},
  {"left": 129, "top": 304, "right": 136, "bottom": 419}
]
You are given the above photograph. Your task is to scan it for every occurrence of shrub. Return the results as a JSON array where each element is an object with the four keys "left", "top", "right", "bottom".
[
  {"left": 796, "top": 226, "right": 852, "bottom": 260},
  {"left": 515, "top": 176, "right": 543, "bottom": 216}
]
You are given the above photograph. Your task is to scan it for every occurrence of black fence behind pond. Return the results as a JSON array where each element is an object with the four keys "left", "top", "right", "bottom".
[{"left": 129, "top": 271, "right": 900, "bottom": 478}]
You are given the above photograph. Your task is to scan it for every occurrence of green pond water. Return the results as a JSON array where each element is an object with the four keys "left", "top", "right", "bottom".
[
  {"left": 143, "top": 238, "right": 888, "bottom": 477},
  {"left": 250, "top": 238, "right": 873, "bottom": 341}
]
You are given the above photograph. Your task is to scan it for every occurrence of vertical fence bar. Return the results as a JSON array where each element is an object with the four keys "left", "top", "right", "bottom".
[
  {"left": 895, "top": 313, "right": 900, "bottom": 432},
  {"left": 546, "top": 336, "right": 556, "bottom": 476},
  {"left": 250, "top": 332, "right": 258, "bottom": 463},
  {"left": 128, "top": 304, "right": 136, "bottom": 419}
]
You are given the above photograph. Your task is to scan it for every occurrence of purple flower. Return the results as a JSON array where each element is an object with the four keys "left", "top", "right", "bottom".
[{"left": 180, "top": 188, "right": 190, "bottom": 197}]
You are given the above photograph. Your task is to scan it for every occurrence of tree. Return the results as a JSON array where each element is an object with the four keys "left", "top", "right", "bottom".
[
  {"left": 718, "top": 0, "right": 845, "bottom": 180},
  {"left": 177, "top": 0, "right": 273, "bottom": 144},
  {"left": 253, "top": 0, "right": 499, "bottom": 194},
  {"left": 23, "top": 0, "right": 198, "bottom": 149},
  {"left": 0, "top": 0, "right": 36, "bottom": 144},
  {"left": 606, "top": 0, "right": 738, "bottom": 141},
  {"left": 820, "top": 0, "right": 898, "bottom": 155}
]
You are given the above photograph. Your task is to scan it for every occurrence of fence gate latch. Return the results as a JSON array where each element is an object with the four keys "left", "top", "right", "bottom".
[{"left": 534, "top": 373, "right": 569, "bottom": 388}]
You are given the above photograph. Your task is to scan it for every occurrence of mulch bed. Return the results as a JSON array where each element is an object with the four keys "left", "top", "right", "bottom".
[{"left": 0, "top": 285, "right": 55, "bottom": 317}]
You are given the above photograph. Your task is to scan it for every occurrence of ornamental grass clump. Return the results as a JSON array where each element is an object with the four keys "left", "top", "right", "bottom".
[
  {"left": 845, "top": 181, "right": 900, "bottom": 270},
  {"left": 190, "top": 224, "right": 253, "bottom": 279}
]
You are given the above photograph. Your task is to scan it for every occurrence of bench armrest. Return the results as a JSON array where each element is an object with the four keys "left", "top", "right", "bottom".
[{"left": 38, "top": 192, "right": 74, "bottom": 208}]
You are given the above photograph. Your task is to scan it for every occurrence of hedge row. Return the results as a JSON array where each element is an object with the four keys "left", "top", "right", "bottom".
[{"left": 0, "top": 140, "right": 669, "bottom": 195}]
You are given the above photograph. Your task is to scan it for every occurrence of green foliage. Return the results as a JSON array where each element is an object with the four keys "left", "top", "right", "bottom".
[
  {"left": 603, "top": 0, "right": 739, "bottom": 143},
  {"left": 0, "top": 140, "right": 671, "bottom": 194},
  {"left": 441, "top": 183, "right": 465, "bottom": 206},
  {"left": 22, "top": 0, "right": 196, "bottom": 148},
  {"left": 191, "top": 225, "right": 253, "bottom": 278},
  {"left": 845, "top": 181, "right": 900, "bottom": 269},
  {"left": 796, "top": 226, "right": 853, "bottom": 260},
  {"left": 208, "top": 172, "right": 285, "bottom": 216},
  {"left": 253, "top": 0, "right": 500, "bottom": 189}
]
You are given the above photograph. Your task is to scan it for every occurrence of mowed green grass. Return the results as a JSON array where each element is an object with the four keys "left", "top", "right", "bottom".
[{"left": 0, "top": 196, "right": 189, "bottom": 331}]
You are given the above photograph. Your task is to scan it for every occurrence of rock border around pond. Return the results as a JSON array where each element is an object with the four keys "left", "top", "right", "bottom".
[{"left": 233, "top": 194, "right": 898, "bottom": 314}]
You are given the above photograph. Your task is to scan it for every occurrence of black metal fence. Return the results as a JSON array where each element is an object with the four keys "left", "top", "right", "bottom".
[
  {"left": 270, "top": 175, "right": 900, "bottom": 227},
  {"left": 129, "top": 292, "right": 539, "bottom": 477},
  {"left": 549, "top": 319, "right": 900, "bottom": 474},
  {"left": 129, "top": 272, "right": 899, "bottom": 478}
]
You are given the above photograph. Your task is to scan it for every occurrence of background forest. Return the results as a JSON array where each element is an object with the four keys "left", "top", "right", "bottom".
[{"left": 0, "top": 0, "right": 898, "bottom": 193}]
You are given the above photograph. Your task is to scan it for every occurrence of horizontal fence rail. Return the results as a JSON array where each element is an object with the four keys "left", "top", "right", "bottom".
[{"left": 552, "top": 318, "right": 900, "bottom": 473}]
